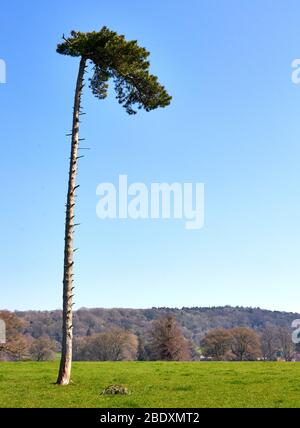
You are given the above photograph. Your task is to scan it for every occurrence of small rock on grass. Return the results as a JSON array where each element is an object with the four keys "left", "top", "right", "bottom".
[{"left": 101, "top": 384, "right": 129, "bottom": 395}]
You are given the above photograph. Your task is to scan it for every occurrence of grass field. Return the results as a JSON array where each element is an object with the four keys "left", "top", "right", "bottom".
[{"left": 1, "top": 361, "right": 300, "bottom": 408}]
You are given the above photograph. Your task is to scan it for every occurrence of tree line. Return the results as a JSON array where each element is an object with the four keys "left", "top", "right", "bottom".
[
  {"left": 0, "top": 311, "right": 298, "bottom": 362},
  {"left": 14, "top": 306, "right": 299, "bottom": 347},
  {"left": 201, "top": 326, "right": 296, "bottom": 361}
]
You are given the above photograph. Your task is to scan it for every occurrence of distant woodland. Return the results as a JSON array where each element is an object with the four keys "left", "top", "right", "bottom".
[{"left": 1, "top": 306, "right": 299, "bottom": 362}]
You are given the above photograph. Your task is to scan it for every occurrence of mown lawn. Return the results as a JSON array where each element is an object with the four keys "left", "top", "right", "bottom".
[{"left": 0, "top": 361, "right": 300, "bottom": 408}]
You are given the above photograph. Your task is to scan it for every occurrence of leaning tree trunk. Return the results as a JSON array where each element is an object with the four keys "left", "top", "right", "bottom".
[{"left": 57, "top": 57, "right": 86, "bottom": 385}]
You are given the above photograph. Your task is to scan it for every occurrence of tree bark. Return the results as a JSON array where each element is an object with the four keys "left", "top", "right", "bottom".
[{"left": 57, "top": 57, "right": 86, "bottom": 385}]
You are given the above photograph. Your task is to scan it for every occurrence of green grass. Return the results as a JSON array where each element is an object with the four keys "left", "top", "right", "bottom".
[{"left": 1, "top": 361, "right": 300, "bottom": 408}]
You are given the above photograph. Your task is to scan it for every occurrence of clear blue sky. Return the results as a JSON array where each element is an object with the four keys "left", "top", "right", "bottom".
[{"left": 0, "top": 0, "right": 300, "bottom": 312}]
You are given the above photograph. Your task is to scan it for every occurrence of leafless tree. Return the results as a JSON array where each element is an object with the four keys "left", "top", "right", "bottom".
[
  {"left": 230, "top": 327, "right": 261, "bottom": 361},
  {"left": 0, "top": 311, "right": 30, "bottom": 361},
  {"left": 29, "top": 338, "right": 57, "bottom": 361},
  {"left": 73, "top": 329, "right": 138, "bottom": 361},
  {"left": 277, "top": 327, "right": 295, "bottom": 361},
  {"left": 201, "top": 328, "right": 232, "bottom": 360},
  {"left": 260, "top": 326, "right": 279, "bottom": 361},
  {"left": 148, "top": 316, "right": 191, "bottom": 361}
]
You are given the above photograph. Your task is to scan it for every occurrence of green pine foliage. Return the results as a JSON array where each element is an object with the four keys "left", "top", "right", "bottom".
[{"left": 57, "top": 27, "right": 172, "bottom": 114}]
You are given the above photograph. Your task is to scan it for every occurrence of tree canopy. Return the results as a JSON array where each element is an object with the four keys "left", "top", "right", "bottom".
[{"left": 57, "top": 27, "right": 172, "bottom": 114}]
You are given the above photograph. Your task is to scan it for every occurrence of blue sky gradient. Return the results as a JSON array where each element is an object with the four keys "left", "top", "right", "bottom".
[{"left": 0, "top": 0, "right": 300, "bottom": 311}]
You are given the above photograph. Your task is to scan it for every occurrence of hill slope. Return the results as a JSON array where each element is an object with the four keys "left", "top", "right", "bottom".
[{"left": 15, "top": 306, "right": 299, "bottom": 345}]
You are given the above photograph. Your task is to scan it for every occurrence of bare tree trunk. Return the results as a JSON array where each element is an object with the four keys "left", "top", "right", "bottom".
[{"left": 57, "top": 57, "right": 86, "bottom": 385}]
